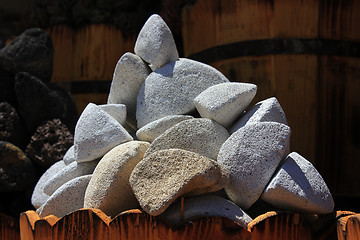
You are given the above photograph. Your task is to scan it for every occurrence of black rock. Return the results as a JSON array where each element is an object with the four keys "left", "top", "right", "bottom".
[
  {"left": 25, "top": 119, "right": 73, "bottom": 169},
  {"left": 0, "top": 66, "right": 16, "bottom": 106},
  {"left": 0, "top": 141, "right": 38, "bottom": 192},
  {"left": 0, "top": 102, "right": 28, "bottom": 149},
  {"left": 15, "top": 72, "right": 78, "bottom": 134},
  {"left": 0, "top": 28, "right": 53, "bottom": 82}
]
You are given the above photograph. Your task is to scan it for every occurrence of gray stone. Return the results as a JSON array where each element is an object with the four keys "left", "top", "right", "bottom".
[
  {"left": 31, "top": 160, "right": 66, "bottom": 209},
  {"left": 74, "top": 103, "right": 133, "bottom": 163},
  {"left": 144, "top": 118, "right": 230, "bottom": 160},
  {"left": 160, "top": 195, "right": 252, "bottom": 228},
  {"left": 0, "top": 28, "right": 53, "bottom": 82},
  {"left": 107, "top": 52, "right": 150, "bottom": 129},
  {"left": 230, "top": 97, "right": 288, "bottom": 134},
  {"left": 99, "top": 103, "right": 127, "bottom": 126},
  {"left": 84, "top": 141, "right": 150, "bottom": 217},
  {"left": 136, "top": 115, "right": 193, "bottom": 142},
  {"left": 217, "top": 122, "right": 291, "bottom": 209},
  {"left": 130, "top": 149, "right": 230, "bottom": 216},
  {"left": 136, "top": 58, "right": 229, "bottom": 128},
  {"left": 63, "top": 145, "right": 75, "bottom": 165},
  {"left": 38, "top": 174, "right": 92, "bottom": 218},
  {"left": 194, "top": 82, "right": 257, "bottom": 127},
  {"left": 43, "top": 159, "right": 99, "bottom": 196},
  {"left": 134, "top": 14, "right": 179, "bottom": 70},
  {"left": 261, "top": 152, "right": 334, "bottom": 214}
]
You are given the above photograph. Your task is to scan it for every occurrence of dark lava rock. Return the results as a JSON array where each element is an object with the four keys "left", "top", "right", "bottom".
[
  {"left": 0, "top": 66, "right": 16, "bottom": 106},
  {"left": 0, "top": 102, "right": 28, "bottom": 149},
  {"left": 25, "top": 119, "right": 73, "bottom": 169},
  {"left": 0, "top": 28, "right": 53, "bottom": 82},
  {"left": 15, "top": 72, "right": 78, "bottom": 134},
  {"left": 0, "top": 141, "right": 37, "bottom": 192}
]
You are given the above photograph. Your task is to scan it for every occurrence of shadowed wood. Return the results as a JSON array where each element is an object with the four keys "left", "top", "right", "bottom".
[{"left": 0, "top": 213, "right": 20, "bottom": 240}]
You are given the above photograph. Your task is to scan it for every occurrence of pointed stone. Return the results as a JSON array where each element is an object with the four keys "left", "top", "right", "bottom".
[
  {"left": 136, "top": 58, "right": 229, "bottom": 128},
  {"left": 63, "top": 145, "right": 75, "bottom": 165},
  {"left": 144, "top": 118, "right": 230, "bottom": 160},
  {"left": 261, "top": 152, "right": 334, "bottom": 214},
  {"left": 134, "top": 14, "right": 179, "bottom": 70},
  {"left": 31, "top": 160, "right": 66, "bottom": 209},
  {"left": 230, "top": 97, "right": 288, "bottom": 134},
  {"left": 217, "top": 122, "right": 291, "bottom": 209},
  {"left": 43, "top": 159, "right": 98, "bottom": 196},
  {"left": 38, "top": 175, "right": 92, "bottom": 218},
  {"left": 130, "top": 149, "right": 230, "bottom": 216},
  {"left": 107, "top": 52, "right": 151, "bottom": 129},
  {"left": 99, "top": 103, "right": 127, "bottom": 126},
  {"left": 194, "top": 82, "right": 257, "bottom": 127},
  {"left": 84, "top": 141, "right": 150, "bottom": 217},
  {"left": 160, "top": 195, "right": 252, "bottom": 228},
  {"left": 136, "top": 115, "right": 193, "bottom": 142},
  {"left": 74, "top": 103, "right": 133, "bottom": 163}
]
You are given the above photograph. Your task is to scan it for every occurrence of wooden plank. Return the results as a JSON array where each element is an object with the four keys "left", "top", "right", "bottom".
[{"left": 0, "top": 213, "right": 20, "bottom": 240}]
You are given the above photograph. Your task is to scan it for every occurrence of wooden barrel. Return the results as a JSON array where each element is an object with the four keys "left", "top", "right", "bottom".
[
  {"left": 47, "top": 24, "right": 136, "bottom": 113},
  {"left": 182, "top": 0, "right": 360, "bottom": 201}
]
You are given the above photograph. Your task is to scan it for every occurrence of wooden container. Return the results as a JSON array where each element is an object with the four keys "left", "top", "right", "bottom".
[
  {"left": 181, "top": 0, "right": 360, "bottom": 200},
  {"left": 0, "top": 213, "right": 20, "bottom": 240},
  {"left": 19, "top": 208, "right": 344, "bottom": 240},
  {"left": 47, "top": 24, "right": 136, "bottom": 113},
  {"left": 338, "top": 212, "right": 360, "bottom": 240}
]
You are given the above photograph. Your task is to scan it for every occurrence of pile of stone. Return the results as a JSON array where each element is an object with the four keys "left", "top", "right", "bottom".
[
  {"left": 32, "top": 14, "right": 334, "bottom": 228},
  {"left": 0, "top": 28, "right": 77, "bottom": 217}
]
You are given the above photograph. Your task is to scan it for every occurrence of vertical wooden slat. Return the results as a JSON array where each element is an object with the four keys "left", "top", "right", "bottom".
[{"left": 0, "top": 213, "right": 20, "bottom": 240}]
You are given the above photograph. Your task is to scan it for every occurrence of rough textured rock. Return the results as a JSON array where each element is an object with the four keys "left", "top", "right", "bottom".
[
  {"left": 84, "top": 141, "right": 150, "bottom": 217},
  {"left": 74, "top": 103, "right": 133, "bottom": 163},
  {"left": 194, "top": 82, "right": 257, "bottom": 127},
  {"left": 107, "top": 52, "right": 151, "bottom": 129},
  {"left": 31, "top": 160, "right": 66, "bottom": 209},
  {"left": 25, "top": 119, "right": 73, "bottom": 169},
  {"left": 130, "top": 149, "right": 230, "bottom": 216},
  {"left": 14, "top": 72, "right": 78, "bottom": 134},
  {"left": 136, "top": 115, "right": 193, "bottom": 142},
  {"left": 217, "top": 122, "right": 291, "bottom": 209},
  {"left": 39, "top": 174, "right": 92, "bottom": 218},
  {"left": 160, "top": 195, "right": 253, "bottom": 228},
  {"left": 261, "top": 152, "right": 334, "bottom": 214},
  {"left": 230, "top": 97, "right": 288, "bottom": 134},
  {"left": 144, "top": 118, "right": 230, "bottom": 160},
  {"left": 136, "top": 58, "right": 229, "bottom": 128},
  {"left": 0, "top": 141, "right": 37, "bottom": 191},
  {"left": 134, "top": 14, "right": 179, "bottom": 70},
  {"left": 43, "top": 159, "right": 99, "bottom": 196},
  {"left": 0, "top": 102, "right": 28, "bottom": 148},
  {"left": 99, "top": 104, "right": 127, "bottom": 126},
  {"left": 0, "top": 28, "right": 53, "bottom": 82},
  {"left": 63, "top": 145, "right": 75, "bottom": 165}
]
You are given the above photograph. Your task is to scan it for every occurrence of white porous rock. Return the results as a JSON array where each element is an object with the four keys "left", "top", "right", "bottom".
[
  {"left": 84, "top": 141, "right": 150, "bottom": 217},
  {"left": 134, "top": 14, "right": 179, "bottom": 70},
  {"left": 74, "top": 103, "right": 133, "bottom": 163},
  {"left": 107, "top": 52, "right": 151, "bottom": 129},
  {"left": 160, "top": 195, "right": 253, "bottom": 228},
  {"left": 144, "top": 118, "right": 230, "bottom": 160},
  {"left": 99, "top": 103, "right": 127, "bottom": 126},
  {"left": 63, "top": 145, "right": 75, "bottom": 165},
  {"left": 230, "top": 97, "right": 288, "bottom": 134},
  {"left": 43, "top": 159, "right": 99, "bottom": 196},
  {"left": 261, "top": 152, "right": 334, "bottom": 214},
  {"left": 136, "top": 115, "right": 193, "bottom": 142},
  {"left": 136, "top": 58, "right": 229, "bottom": 128},
  {"left": 130, "top": 149, "right": 230, "bottom": 216},
  {"left": 38, "top": 175, "right": 92, "bottom": 218},
  {"left": 31, "top": 160, "right": 66, "bottom": 209},
  {"left": 217, "top": 122, "right": 291, "bottom": 209},
  {"left": 194, "top": 82, "right": 257, "bottom": 127}
]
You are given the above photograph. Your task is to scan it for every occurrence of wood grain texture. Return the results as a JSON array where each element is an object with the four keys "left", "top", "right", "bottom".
[
  {"left": 0, "top": 213, "right": 20, "bottom": 240},
  {"left": 47, "top": 24, "right": 136, "bottom": 113},
  {"left": 337, "top": 212, "right": 360, "bottom": 240},
  {"left": 182, "top": 0, "right": 360, "bottom": 198},
  {"left": 19, "top": 208, "right": 332, "bottom": 240}
]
